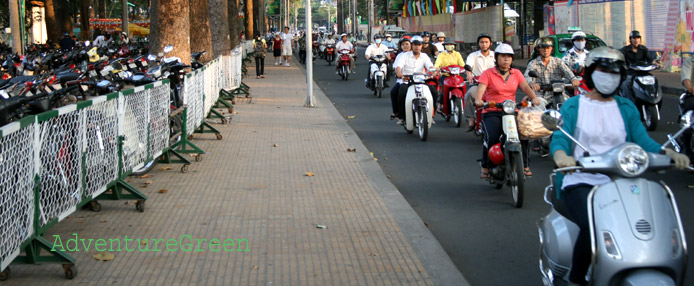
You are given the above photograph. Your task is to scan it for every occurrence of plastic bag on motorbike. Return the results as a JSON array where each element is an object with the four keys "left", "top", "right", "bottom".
[{"left": 517, "top": 104, "right": 552, "bottom": 140}]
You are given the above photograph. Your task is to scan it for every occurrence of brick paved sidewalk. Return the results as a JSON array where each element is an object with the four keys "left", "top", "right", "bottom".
[{"left": 3, "top": 57, "right": 467, "bottom": 285}]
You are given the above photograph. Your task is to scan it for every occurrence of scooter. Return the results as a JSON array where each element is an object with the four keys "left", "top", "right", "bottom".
[
  {"left": 336, "top": 49, "right": 351, "bottom": 81},
  {"left": 537, "top": 109, "right": 691, "bottom": 286},
  {"left": 368, "top": 54, "right": 388, "bottom": 98},
  {"left": 621, "top": 62, "right": 663, "bottom": 131},
  {"left": 479, "top": 100, "right": 526, "bottom": 208},
  {"left": 403, "top": 72, "right": 435, "bottom": 141},
  {"left": 438, "top": 64, "right": 470, "bottom": 127},
  {"left": 325, "top": 44, "right": 335, "bottom": 65}
]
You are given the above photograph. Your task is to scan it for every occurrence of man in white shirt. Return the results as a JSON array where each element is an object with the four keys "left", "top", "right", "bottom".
[
  {"left": 394, "top": 36, "right": 437, "bottom": 120},
  {"left": 562, "top": 31, "right": 590, "bottom": 75},
  {"left": 280, "top": 27, "right": 294, "bottom": 66},
  {"left": 463, "top": 33, "right": 496, "bottom": 130},
  {"left": 335, "top": 34, "right": 355, "bottom": 73},
  {"left": 364, "top": 34, "right": 390, "bottom": 88}
]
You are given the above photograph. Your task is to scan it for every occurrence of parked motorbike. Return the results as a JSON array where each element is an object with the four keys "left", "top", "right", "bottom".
[
  {"left": 325, "top": 44, "right": 335, "bottom": 65},
  {"left": 368, "top": 54, "right": 388, "bottom": 98},
  {"left": 403, "top": 72, "right": 435, "bottom": 141},
  {"left": 337, "top": 49, "right": 351, "bottom": 81},
  {"left": 479, "top": 100, "right": 526, "bottom": 208},
  {"left": 191, "top": 51, "right": 206, "bottom": 70},
  {"left": 621, "top": 62, "right": 663, "bottom": 131},
  {"left": 537, "top": 109, "right": 691, "bottom": 286},
  {"left": 438, "top": 65, "right": 471, "bottom": 127}
]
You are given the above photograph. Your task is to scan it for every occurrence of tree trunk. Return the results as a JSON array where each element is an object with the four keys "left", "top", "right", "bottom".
[
  {"left": 150, "top": 0, "right": 191, "bottom": 64},
  {"left": 190, "top": 0, "right": 214, "bottom": 61},
  {"left": 98, "top": 0, "right": 106, "bottom": 18},
  {"left": 228, "top": 0, "right": 240, "bottom": 49},
  {"left": 80, "top": 0, "right": 91, "bottom": 40},
  {"left": 54, "top": 0, "right": 72, "bottom": 36},
  {"left": 337, "top": 0, "right": 343, "bottom": 33},
  {"left": 45, "top": 0, "right": 60, "bottom": 41},
  {"left": 244, "top": 0, "right": 253, "bottom": 38},
  {"left": 209, "top": 0, "right": 231, "bottom": 56}
]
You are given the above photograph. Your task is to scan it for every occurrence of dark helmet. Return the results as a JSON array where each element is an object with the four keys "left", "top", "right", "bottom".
[
  {"left": 421, "top": 31, "right": 431, "bottom": 38},
  {"left": 537, "top": 37, "right": 553, "bottom": 48},
  {"left": 63, "top": 32, "right": 69, "bottom": 37},
  {"left": 477, "top": 33, "right": 492, "bottom": 43},
  {"left": 583, "top": 46, "right": 627, "bottom": 90},
  {"left": 374, "top": 34, "right": 383, "bottom": 40},
  {"left": 629, "top": 30, "right": 641, "bottom": 38},
  {"left": 443, "top": 38, "right": 456, "bottom": 46}
]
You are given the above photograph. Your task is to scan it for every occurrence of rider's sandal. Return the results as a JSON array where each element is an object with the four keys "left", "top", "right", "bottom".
[
  {"left": 480, "top": 169, "right": 490, "bottom": 179},
  {"left": 390, "top": 114, "right": 397, "bottom": 120},
  {"left": 524, "top": 167, "right": 533, "bottom": 177}
]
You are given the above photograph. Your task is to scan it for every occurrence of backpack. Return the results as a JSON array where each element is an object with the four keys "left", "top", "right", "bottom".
[{"left": 254, "top": 39, "right": 266, "bottom": 57}]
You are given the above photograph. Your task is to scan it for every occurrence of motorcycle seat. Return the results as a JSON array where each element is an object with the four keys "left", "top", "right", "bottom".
[{"left": 548, "top": 185, "right": 572, "bottom": 218}]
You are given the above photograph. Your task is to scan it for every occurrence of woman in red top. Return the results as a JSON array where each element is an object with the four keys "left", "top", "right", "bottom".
[
  {"left": 272, "top": 33, "right": 283, "bottom": 65},
  {"left": 474, "top": 44, "right": 541, "bottom": 178}
]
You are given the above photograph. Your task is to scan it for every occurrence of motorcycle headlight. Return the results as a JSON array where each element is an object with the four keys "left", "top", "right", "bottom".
[
  {"left": 502, "top": 100, "right": 516, "bottom": 114},
  {"left": 602, "top": 231, "right": 622, "bottom": 260},
  {"left": 552, "top": 83, "right": 565, "bottom": 93},
  {"left": 448, "top": 67, "right": 460, "bottom": 74},
  {"left": 637, "top": 75, "right": 655, "bottom": 85},
  {"left": 0, "top": 90, "right": 9, "bottom": 99},
  {"left": 413, "top": 75, "right": 426, "bottom": 83},
  {"left": 616, "top": 144, "right": 649, "bottom": 177}
]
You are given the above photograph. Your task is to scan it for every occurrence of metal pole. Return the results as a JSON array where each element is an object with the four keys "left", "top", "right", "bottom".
[
  {"left": 368, "top": 0, "right": 373, "bottom": 42},
  {"left": 306, "top": 0, "right": 314, "bottom": 107},
  {"left": 9, "top": 0, "right": 23, "bottom": 54},
  {"left": 122, "top": 0, "right": 129, "bottom": 39}
]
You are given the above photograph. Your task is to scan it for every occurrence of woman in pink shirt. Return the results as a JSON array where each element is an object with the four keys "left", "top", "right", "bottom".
[{"left": 474, "top": 44, "right": 541, "bottom": 179}]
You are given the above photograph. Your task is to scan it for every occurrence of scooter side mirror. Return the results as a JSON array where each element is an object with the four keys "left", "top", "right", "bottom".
[
  {"left": 541, "top": 109, "right": 563, "bottom": 131},
  {"left": 464, "top": 64, "right": 473, "bottom": 72},
  {"left": 528, "top": 70, "right": 539, "bottom": 78},
  {"left": 163, "top": 44, "right": 174, "bottom": 54}
]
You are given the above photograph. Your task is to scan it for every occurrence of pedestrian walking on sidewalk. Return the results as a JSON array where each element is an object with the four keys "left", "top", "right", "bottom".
[
  {"left": 272, "top": 33, "right": 282, "bottom": 65},
  {"left": 281, "top": 27, "right": 294, "bottom": 67},
  {"left": 253, "top": 33, "right": 268, "bottom": 78}
]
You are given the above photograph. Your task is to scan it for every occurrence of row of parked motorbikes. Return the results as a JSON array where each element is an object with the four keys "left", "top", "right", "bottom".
[{"left": 0, "top": 41, "right": 207, "bottom": 176}]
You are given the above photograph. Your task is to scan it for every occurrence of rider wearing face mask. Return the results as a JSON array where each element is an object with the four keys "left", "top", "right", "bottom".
[
  {"left": 562, "top": 31, "right": 590, "bottom": 75},
  {"left": 433, "top": 38, "right": 465, "bottom": 113},
  {"left": 550, "top": 46, "right": 690, "bottom": 286},
  {"left": 389, "top": 37, "right": 412, "bottom": 123},
  {"left": 365, "top": 34, "right": 390, "bottom": 88}
]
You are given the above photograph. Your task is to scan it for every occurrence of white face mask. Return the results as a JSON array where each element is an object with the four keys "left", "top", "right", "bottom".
[
  {"left": 445, "top": 45, "right": 454, "bottom": 52},
  {"left": 592, "top": 70, "right": 621, "bottom": 96},
  {"left": 375, "top": 39, "right": 382, "bottom": 44},
  {"left": 574, "top": 41, "right": 586, "bottom": 51}
]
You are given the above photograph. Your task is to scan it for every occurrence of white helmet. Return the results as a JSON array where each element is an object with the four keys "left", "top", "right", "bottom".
[
  {"left": 437, "top": 32, "right": 446, "bottom": 38},
  {"left": 571, "top": 31, "right": 587, "bottom": 41},
  {"left": 494, "top": 43, "right": 514, "bottom": 55},
  {"left": 385, "top": 33, "right": 392, "bottom": 38}
]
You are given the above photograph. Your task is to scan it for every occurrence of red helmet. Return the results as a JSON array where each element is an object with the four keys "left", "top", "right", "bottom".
[{"left": 488, "top": 143, "right": 504, "bottom": 165}]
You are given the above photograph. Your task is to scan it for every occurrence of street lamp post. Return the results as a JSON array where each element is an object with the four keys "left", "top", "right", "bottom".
[{"left": 305, "top": 0, "right": 315, "bottom": 107}]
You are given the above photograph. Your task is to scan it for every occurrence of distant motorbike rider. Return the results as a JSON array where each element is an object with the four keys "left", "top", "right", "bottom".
[
  {"left": 395, "top": 36, "right": 438, "bottom": 122},
  {"left": 679, "top": 56, "right": 694, "bottom": 163},
  {"left": 524, "top": 37, "right": 581, "bottom": 101},
  {"left": 383, "top": 33, "right": 397, "bottom": 49},
  {"left": 364, "top": 34, "right": 390, "bottom": 88},
  {"left": 336, "top": 33, "right": 355, "bottom": 73},
  {"left": 619, "top": 30, "right": 656, "bottom": 101},
  {"left": 561, "top": 31, "right": 590, "bottom": 75},
  {"left": 433, "top": 32, "right": 446, "bottom": 56},
  {"left": 464, "top": 33, "right": 496, "bottom": 131},
  {"left": 390, "top": 37, "right": 412, "bottom": 123},
  {"left": 550, "top": 46, "right": 690, "bottom": 286},
  {"left": 475, "top": 44, "right": 541, "bottom": 179},
  {"left": 434, "top": 38, "right": 465, "bottom": 113},
  {"left": 420, "top": 31, "right": 438, "bottom": 60}
]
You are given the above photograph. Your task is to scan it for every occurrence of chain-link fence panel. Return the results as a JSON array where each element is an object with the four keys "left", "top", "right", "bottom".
[
  {"left": 149, "top": 83, "right": 170, "bottom": 156},
  {"left": 38, "top": 109, "right": 84, "bottom": 226},
  {"left": 83, "top": 99, "right": 119, "bottom": 199},
  {"left": 120, "top": 89, "right": 150, "bottom": 174},
  {"left": 0, "top": 120, "right": 36, "bottom": 271},
  {"left": 203, "top": 60, "right": 217, "bottom": 115},
  {"left": 231, "top": 47, "right": 243, "bottom": 90},
  {"left": 219, "top": 55, "right": 231, "bottom": 90},
  {"left": 183, "top": 71, "right": 204, "bottom": 136}
]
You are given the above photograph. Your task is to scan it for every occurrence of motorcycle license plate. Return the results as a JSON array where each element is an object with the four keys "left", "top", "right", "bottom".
[
  {"left": 53, "top": 84, "right": 62, "bottom": 91},
  {"left": 142, "top": 61, "right": 148, "bottom": 67},
  {"left": 129, "top": 63, "right": 137, "bottom": 69},
  {"left": 89, "top": 70, "right": 97, "bottom": 77},
  {"left": 502, "top": 115, "right": 520, "bottom": 141},
  {"left": 100, "top": 70, "right": 109, "bottom": 77},
  {"left": 80, "top": 85, "right": 88, "bottom": 92}
]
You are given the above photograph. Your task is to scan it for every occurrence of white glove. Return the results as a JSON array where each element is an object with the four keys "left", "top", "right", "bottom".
[
  {"left": 553, "top": 150, "right": 576, "bottom": 168},
  {"left": 664, "top": 148, "right": 691, "bottom": 170}
]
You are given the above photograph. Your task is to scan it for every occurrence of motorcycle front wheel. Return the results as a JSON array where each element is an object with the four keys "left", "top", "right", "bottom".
[
  {"left": 644, "top": 105, "right": 658, "bottom": 131},
  {"left": 510, "top": 152, "right": 525, "bottom": 208},
  {"left": 417, "top": 108, "right": 428, "bottom": 141},
  {"left": 454, "top": 97, "right": 463, "bottom": 127}
]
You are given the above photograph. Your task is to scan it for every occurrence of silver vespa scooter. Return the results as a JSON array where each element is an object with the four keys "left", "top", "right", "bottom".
[{"left": 537, "top": 109, "right": 692, "bottom": 286}]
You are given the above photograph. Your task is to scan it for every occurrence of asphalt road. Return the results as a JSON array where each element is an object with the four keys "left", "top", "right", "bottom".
[{"left": 303, "top": 50, "right": 694, "bottom": 286}]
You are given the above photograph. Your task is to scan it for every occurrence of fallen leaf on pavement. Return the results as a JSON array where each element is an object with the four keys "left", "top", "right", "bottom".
[
  {"left": 144, "top": 180, "right": 153, "bottom": 185},
  {"left": 158, "top": 189, "right": 168, "bottom": 194},
  {"left": 252, "top": 265, "right": 260, "bottom": 270},
  {"left": 347, "top": 116, "right": 356, "bottom": 119},
  {"left": 141, "top": 240, "right": 147, "bottom": 246},
  {"left": 93, "top": 252, "right": 115, "bottom": 261},
  {"left": 159, "top": 166, "right": 172, "bottom": 171},
  {"left": 273, "top": 144, "right": 279, "bottom": 147},
  {"left": 316, "top": 224, "right": 327, "bottom": 229},
  {"left": 99, "top": 220, "right": 107, "bottom": 223},
  {"left": 304, "top": 172, "right": 315, "bottom": 177},
  {"left": 387, "top": 175, "right": 392, "bottom": 178},
  {"left": 346, "top": 148, "right": 356, "bottom": 152},
  {"left": 424, "top": 222, "right": 430, "bottom": 228},
  {"left": 139, "top": 174, "right": 150, "bottom": 179}
]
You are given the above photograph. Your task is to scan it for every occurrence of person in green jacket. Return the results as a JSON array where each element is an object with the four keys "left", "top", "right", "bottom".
[{"left": 549, "top": 46, "right": 690, "bottom": 286}]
